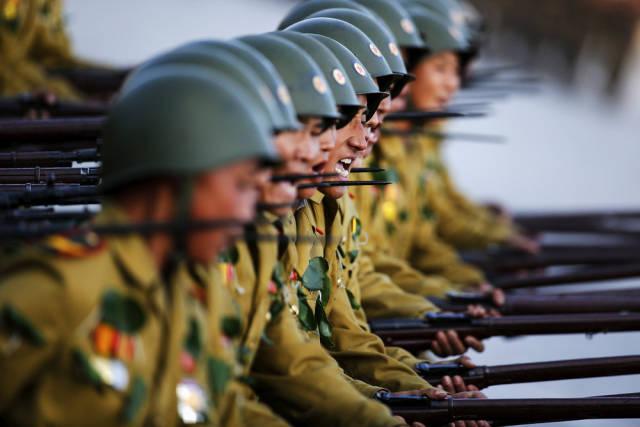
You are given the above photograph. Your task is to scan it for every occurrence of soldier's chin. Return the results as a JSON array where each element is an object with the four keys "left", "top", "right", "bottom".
[
  {"left": 297, "top": 187, "right": 316, "bottom": 200},
  {"left": 321, "top": 185, "right": 346, "bottom": 200}
]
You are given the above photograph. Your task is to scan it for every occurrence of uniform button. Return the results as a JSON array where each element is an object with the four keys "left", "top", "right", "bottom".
[{"left": 265, "top": 311, "right": 272, "bottom": 321}]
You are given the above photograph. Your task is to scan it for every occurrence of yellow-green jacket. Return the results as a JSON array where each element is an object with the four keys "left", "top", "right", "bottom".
[{"left": 0, "top": 204, "right": 235, "bottom": 426}]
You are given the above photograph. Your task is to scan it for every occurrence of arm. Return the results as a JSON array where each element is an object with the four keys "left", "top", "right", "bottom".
[{"left": 251, "top": 303, "right": 401, "bottom": 427}]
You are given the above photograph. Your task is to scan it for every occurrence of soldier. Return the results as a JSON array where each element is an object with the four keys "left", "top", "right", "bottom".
[
  {"left": 0, "top": 0, "right": 80, "bottom": 97},
  {"left": 401, "top": 0, "right": 539, "bottom": 254},
  {"left": 213, "top": 34, "right": 416, "bottom": 427},
  {"left": 0, "top": 67, "right": 277, "bottom": 425}
]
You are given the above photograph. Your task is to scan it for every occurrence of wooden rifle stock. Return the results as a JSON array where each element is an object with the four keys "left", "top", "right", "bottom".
[
  {"left": 429, "top": 291, "right": 640, "bottom": 314},
  {"left": 462, "top": 246, "right": 640, "bottom": 272},
  {"left": 493, "top": 264, "right": 640, "bottom": 289},
  {"left": 0, "top": 167, "right": 101, "bottom": 185},
  {"left": 47, "top": 67, "right": 131, "bottom": 96},
  {"left": 0, "top": 148, "right": 99, "bottom": 167},
  {"left": 369, "top": 312, "right": 640, "bottom": 352},
  {"left": 380, "top": 394, "right": 640, "bottom": 425},
  {"left": 0, "top": 117, "right": 105, "bottom": 142},
  {"left": 415, "top": 355, "right": 640, "bottom": 389},
  {"left": 0, "top": 96, "right": 108, "bottom": 118}
]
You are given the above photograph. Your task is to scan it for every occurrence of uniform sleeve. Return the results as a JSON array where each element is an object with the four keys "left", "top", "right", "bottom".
[
  {"left": 363, "top": 245, "right": 451, "bottom": 298},
  {"left": 409, "top": 220, "right": 485, "bottom": 287},
  {"left": 328, "top": 285, "right": 435, "bottom": 392},
  {"left": 0, "top": 264, "right": 67, "bottom": 410},
  {"left": 251, "top": 302, "right": 399, "bottom": 427},
  {"left": 429, "top": 170, "right": 513, "bottom": 250},
  {"left": 357, "top": 253, "right": 439, "bottom": 319}
]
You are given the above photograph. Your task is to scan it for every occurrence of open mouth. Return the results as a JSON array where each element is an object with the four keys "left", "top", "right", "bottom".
[
  {"left": 335, "top": 158, "right": 353, "bottom": 179},
  {"left": 312, "top": 161, "right": 327, "bottom": 182}
]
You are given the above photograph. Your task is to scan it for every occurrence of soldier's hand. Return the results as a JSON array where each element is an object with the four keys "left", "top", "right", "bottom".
[
  {"left": 393, "top": 416, "right": 426, "bottom": 427},
  {"left": 507, "top": 232, "right": 539, "bottom": 255},
  {"left": 430, "top": 330, "right": 484, "bottom": 356}
]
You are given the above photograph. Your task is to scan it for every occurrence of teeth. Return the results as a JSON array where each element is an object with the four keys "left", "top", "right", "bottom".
[
  {"left": 341, "top": 158, "right": 352, "bottom": 165},
  {"left": 335, "top": 162, "right": 349, "bottom": 178}
]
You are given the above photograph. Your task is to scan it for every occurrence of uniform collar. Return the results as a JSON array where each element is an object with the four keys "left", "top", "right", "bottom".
[
  {"left": 97, "top": 202, "right": 162, "bottom": 290},
  {"left": 309, "top": 190, "right": 325, "bottom": 205}
]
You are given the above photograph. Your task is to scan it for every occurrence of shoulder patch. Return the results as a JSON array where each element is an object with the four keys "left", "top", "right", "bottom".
[{"left": 41, "top": 232, "right": 106, "bottom": 258}]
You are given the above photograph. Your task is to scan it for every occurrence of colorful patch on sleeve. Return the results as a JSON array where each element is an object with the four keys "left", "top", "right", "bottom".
[{"left": 41, "top": 232, "right": 106, "bottom": 258}]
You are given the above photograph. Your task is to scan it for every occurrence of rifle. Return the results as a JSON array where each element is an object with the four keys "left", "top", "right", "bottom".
[
  {"left": 0, "top": 185, "right": 101, "bottom": 209},
  {"left": 0, "top": 117, "right": 105, "bottom": 142},
  {"left": 428, "top": 291, "right": 640, "bottom": 314},
  {"left": 47, "top": 67, "right": 131, "bottom": 97},
  {"left": 553, "top": 287, "right": 640, "bottom": 298},
  {"left": 379, "top": 393, "right": 640, "bottom": 425},
  {"left": 0, "top": 167, "right": 101, "bottom": 185},
  {"left": 0, "top": 207, "right": 95, "bottom": 223},
  {"left": 384, "top": 110, "right": 486, "bottom": 122},
  {"left": 415, "top": 355, "right": 640, "bottom": 389},
  {"left": 493, "top": 263, "right": 640, "bottom": 289},
  {"left": 380, "top": 128, "right": 506, "bottom": 143},
  {"left": 0, "top": 148, "right": 99, "bottom": 167},
  {"left": 461, "top": 245, "right": 640, "bottom": 272},
  {"left": 515, "top": 209, "right": 640, "bottom": 233},
  {"left": 369, "top": 312, "right": 640, "bottom": 353},
  {"left": 0, "top": 95, "right": 108, "bottom": 118}
]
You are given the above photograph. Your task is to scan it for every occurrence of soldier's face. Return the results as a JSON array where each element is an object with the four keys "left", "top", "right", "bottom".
[
  {"left": 364, "top": 96, "right": 391, "bottom": 158},
  {"left": 321, "top": 106, "right": 367, "bottom": 199},
  {"left": 187, "top": 159, "right": 269, "bottom": 263},
  {"left": 410, "top": 51, "right": 460, "bottom": 110},
  {"left": 260, "top": 130, "right": 313, "bottom": 216},
  {"left": 297, "top": 117, "right": 328, "bottom": 200}
]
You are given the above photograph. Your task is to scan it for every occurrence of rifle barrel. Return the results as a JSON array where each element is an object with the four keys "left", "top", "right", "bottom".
[
  {"left": 420, "top": 355, "right": 640, "bottom": 389},
  {"left": 494, "top": 264, "right": 640, "bottom": 289},
  {"left": 385, "top": 396, "right": 640, "bottom": 425},
  {"left": 370, "top": 312, "right": 640, "bottom": 352},
  {"left": 0, "top": 148, "right": 99, "bottom": 167},
  {"left": 385, "top": 110, "right": 485, "bottom": 122},
  {"left": 0, "top": 117, "right": 105, "bottom": 142}
]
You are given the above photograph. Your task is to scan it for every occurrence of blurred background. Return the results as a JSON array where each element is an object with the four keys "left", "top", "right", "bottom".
[{"left": 61, "top": 1, "right": 640, "bottom": 426}]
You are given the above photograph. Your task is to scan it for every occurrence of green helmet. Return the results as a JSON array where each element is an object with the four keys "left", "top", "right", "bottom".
[
  {"left": 305, "top": 8, "right": 411, "bottom": 98},
  {"left": 284, "top": 17, "right": 395, "bottom": 93},
  {"left": 102, "top": 66, "right": 277, "bottom": 191},
  {"left": 237, "top": 34, "right": 340, "bottom": 128},
  {"left": 269, "top": 31, "right": 364, "bottom": 127},
  {"left": 350, "top": 0, "right": 425, "bottom": 50},
  {"left": 400, "top": 0, "right": 479, "bottom": 59},
  {"left": 277, "top": 0, "right": 372, "bottom": 30},
  {"left": 403, "top": 5, "right": 471, "bottom": 62},
  {"left": 304, "top": 33, "right": 388, "bottom": 120},
  {"left": 179, "top": 39, "right": 300, "bottom": 132},
  {"left": 122, "top": 46, "right": 283, "bottom": 134}
]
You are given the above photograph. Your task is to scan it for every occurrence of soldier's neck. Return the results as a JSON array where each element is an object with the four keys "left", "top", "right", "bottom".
[{"left": 115, "top": 184, "right": 177, "bottom": 271}]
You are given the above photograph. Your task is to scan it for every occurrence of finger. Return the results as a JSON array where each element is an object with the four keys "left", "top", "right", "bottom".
[
  {"left": 454, "top": 421, "right": 465, "bottom": 427},
  {"left": 478, "top": 421, "right": 491, "bottom": 427},
  {"left": 424, "top": 388, "right": 448, "bottom": 400},
  {"left": 437, "top": 331, "right": 454, "bottom": 356},
  {"left": 431, "top": 339, "right": 444, "bottom": 357},
  {"left": 447, "top": 330, "right": 467, "bottom": 355},
  {"left": 411, "top": 423, "right": 426, "bottom": 427},
  {"left": 458, "top": 355, "right": 476, "bottom": 368},
  {"left": 453, "top": 375, "right": 468, "bottom": 393},
  {"left": 441, "top": 376, "right": 455, "bottom": 394},
  {"left": 464, "top": 336, "right": 485, "bottom": 353},
  {"left": 466, "top": 421, "right": 479, "bottom": 427},
  {"left": 468, "top": 384, "right": 480, "bottom": 392},
  {"left": 488, "top": 308, "right": 501, "bottom": 317},
  {"left": 493, "top": 289, "right": 505, "bottom": 306}
]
